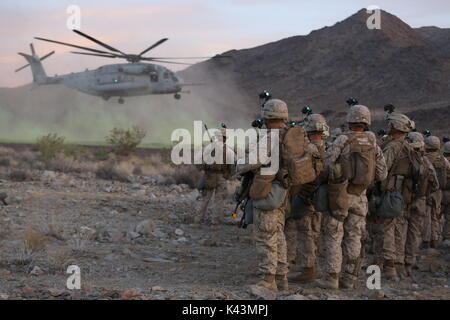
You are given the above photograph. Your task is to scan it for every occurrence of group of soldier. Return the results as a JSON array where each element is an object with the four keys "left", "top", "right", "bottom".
[{"left": 195, "top": 97, "right": 450, "bottom": 292}]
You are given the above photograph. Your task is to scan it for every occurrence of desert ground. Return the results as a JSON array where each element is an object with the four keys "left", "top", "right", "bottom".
[{"left": 0, "top": 143, "right": 448, "bottom": 300}]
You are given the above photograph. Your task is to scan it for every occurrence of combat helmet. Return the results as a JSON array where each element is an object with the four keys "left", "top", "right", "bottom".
[
  {"left": 425, "top": 136, "right": 441, "bottom": 150},
  {"left": 385, "top": 113, "right": 415, "bottom": 133},
  {"left": 346, "top": 105, "right": 371, "bottom": 125},
  {"left": 304, "top": 113, "right": 329, "bottom": 136},
  {"left": 407, "top": 132, "right": 425, "bottom": 150},
  {"left": 261, "top": 99, "right": 288, "bottom": 121},
  {"left": 443, "top": 141, "right": 450, "bottom": 155}
]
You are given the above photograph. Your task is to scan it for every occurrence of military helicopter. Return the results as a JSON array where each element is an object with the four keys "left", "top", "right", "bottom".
[{"left": 16, "top": 30, "right": 225, "bottom": 103}]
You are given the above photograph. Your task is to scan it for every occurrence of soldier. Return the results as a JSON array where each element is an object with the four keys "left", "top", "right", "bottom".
[
  {"left": 404, "top": 132, "right": 438, "bottom": 275},
  {"left": 237, "top": 99, "right": 317, "bottom": 293},
  {"left": 379, "top": 113, "right": 416, "bottom": 279},
  {"left": 195, "top": 128, "right": 236, "bottom": 225},
  {"left": 317, "top": 105, "right": 387, "bottom": 289},
  {"left": 424, "top": 136, "right": 450, "bottom": 247},
  {"left": 442, "top": 141, "right": 450, "bottom": 241},
  {"left": 286, "top": 113, "right": 328, "bottom": 283},
  {"left": 243, "top": 99, "right": 290, "bottom": 292}
]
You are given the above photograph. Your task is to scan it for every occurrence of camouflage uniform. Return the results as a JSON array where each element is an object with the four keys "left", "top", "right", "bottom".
[
  {"left": 424, "top": 137, "right": 450, "bottom": 245},
  {"left": 319, "top": 105, "right": 387, "bottom": 289},
  {"left": 237, "top": 99, "right": 292, "bottom": 292},
  {"left": 404, "top": 132, "right": 438, "bottom": 269},
  {"left": 443, "top": 142, "right": 450, "bottom": 240},
  {"left": 196, "top": 134, "right": 236, "bottom": 225},
  {"left": 286, "top": 114, "right": 328, "bottom": 282},
  {"left": 323, "top": 131, "right": 386, "bottom": 274},
  {"left": 379, "top": 113, "right": 416, "bottom": 277}
]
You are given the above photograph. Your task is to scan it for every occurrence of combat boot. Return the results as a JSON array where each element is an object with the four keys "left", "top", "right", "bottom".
[
  {"left": 254, "top": 274, "right": 277, "bottom": 292},
  {"left": 275, "top": 274, "right": 289, "bottom": 291},
  {"left": 395, "top": 263, "right": 407, "bottom": 278},
  {"left": 288, "top": 267, "right": 316, "bottom": 283},
  {"left": 383, "top": 260, "right": 397, "bottom": 279},
  {"left": 340, "top": 272, "right": 357, "bottom": 289},
  {"left": 316, "top": 273, "right": 339, "bottom": 290}
]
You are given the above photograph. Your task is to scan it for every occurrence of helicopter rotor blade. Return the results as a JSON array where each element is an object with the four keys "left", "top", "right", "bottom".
[
  {"left": 34, "top": 36, "right": 117, "bottom": 55},
  {"left": 139, "top": 38, "right": 168, "bottom": 57},
  {"left": 145, "top": 58, "right": 193, "bottom": 66},
  {"left": 145, "top": 55, "right": 230, "bottom": 60},
  {"left": 70, "top": 51, "right": 119, "bottom": 58},
  {"left": 15, "top": 51, "right": 55, "bottom": 72},
  {"left": 39, "top": 51, "right": 55, "bottom": 61},
  {"left": 15, "top": 63, "right": 30, "bottom": 73},
  {"left": 73, "top": 30, "right": 126, "bottom": 55}
]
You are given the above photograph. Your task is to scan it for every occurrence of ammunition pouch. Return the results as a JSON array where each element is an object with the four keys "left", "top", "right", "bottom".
[
  {"left": 249, "top": 173, "right": 276, "bottom": 200},
  {"left": 328, "top": 180, "right": 349, "bottom": 212},
  {"left": 376, "top": 191, "right": 404, "bottom": 218},
  {"left": 253, "top": 181, "right": 288, "bottom": 211}
]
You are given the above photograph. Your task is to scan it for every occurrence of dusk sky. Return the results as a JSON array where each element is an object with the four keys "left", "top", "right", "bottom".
[{"left": 1, "top": 0, "right": 450, "bottom": 87}]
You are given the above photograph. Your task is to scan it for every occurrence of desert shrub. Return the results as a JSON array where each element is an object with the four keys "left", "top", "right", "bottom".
[
  {"left": 9, "top": 169, "right": 31, "bottom": 181},
  {"left": 105, "top": 126, "right": 146, "bottom": 156},
  {"left": 93, "top": 149, "right": 110, "bottom": 161},
  {"left": 96, "top": 163, "right": 130, "bottom": 182},
  {"left": 22, "top": 228, "right": 48, "bottom": 252},
  {"left": 47, "top": 154, "right": 77, "bottom": 173},
  {"left": 36, "top": 133, "right": 66, "bottom": 163}
]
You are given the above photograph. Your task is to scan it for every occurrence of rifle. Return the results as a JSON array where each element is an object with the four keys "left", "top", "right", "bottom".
[
  {"left": 204, "top": 124, "right": 213, "bottom": 143},
  {"left": 232, "top": 171, "right": 254, "bottom": 229}
]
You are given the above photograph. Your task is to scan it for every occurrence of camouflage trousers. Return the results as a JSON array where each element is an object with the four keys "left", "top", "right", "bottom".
[
  {"left": 443, "top": 191, "right": 450, "bottom": 240},
  {"left": 382, "top": 216, "right": 405, "bottom": 264},
  {"left": 405, "top": 197, "right": 427, "bottom": 265},
  {"left": 423, "top": 190, "right": 443, "bottom": 242},
  {"left": 253, "top": 207, "right": 289, "bottom": 276},
  {"left": 196, "top": 177, "right": 230, "bottom": 224},
  {"left": 285, "top": 212, "right": 322, "bottom": 269},
  {"left": 323, "top": 193, "right": 367, "bottom": 274}
]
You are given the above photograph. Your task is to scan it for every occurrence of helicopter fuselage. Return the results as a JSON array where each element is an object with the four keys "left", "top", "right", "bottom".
[{"left": 51, "top": 62, "right": 183, "bottom": 100}]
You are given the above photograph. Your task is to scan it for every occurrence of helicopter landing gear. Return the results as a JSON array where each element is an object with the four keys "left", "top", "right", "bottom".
[
  {"left": 174, "top": 93, "right": 181, "bottom": 100},
  {"left": 118, "top": 97, "right": 124, "bottom": 104}
]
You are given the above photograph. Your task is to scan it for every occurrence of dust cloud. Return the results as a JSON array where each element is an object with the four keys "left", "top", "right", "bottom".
[{"left": 0, "top": 63, "right": 255, "bottom": 146}]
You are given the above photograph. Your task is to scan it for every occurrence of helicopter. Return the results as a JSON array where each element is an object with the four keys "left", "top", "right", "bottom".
[{"left": 15, "top": 30, "right": 226, "bottom": 104}]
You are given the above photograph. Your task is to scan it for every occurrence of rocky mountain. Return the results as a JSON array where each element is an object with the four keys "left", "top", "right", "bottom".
[
  {"left": 1, "top": 8, "right": 450, "bottom": 142},
  {"left": 181, "top": 9, "right": 450, "bottom": 134}
]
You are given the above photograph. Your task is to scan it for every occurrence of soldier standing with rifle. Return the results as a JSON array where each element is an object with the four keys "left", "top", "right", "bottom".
[{"left": 195, "top": 127, "right": 236, "bottom": 226}]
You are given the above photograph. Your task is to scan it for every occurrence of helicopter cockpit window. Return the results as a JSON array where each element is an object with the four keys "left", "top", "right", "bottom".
[
  {"left": 150, "top": 72, "right": 158, "bottom": 82},
  {"left": 171, "top": 73, "right": 178, "bottom": 82},
  {"left": 163, "top": 71, "right": 169, "bottom": 80}
]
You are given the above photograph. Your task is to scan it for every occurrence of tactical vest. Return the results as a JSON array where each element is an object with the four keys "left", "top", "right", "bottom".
[
  {"left": 339, "top": 132, "right": 377, "bottom": 195},
  {"left": 249, "top": 125, "right": 319, "bottom": 201},
  {"left": 382, "top": 139, "right": 417, "bottom": 203}
]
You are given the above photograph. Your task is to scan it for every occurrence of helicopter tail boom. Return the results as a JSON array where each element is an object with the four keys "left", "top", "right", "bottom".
[{"left": 16, "top": 43, "right": 57, "bottom": 85}]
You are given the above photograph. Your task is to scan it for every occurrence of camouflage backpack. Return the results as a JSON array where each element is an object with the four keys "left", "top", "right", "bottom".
[
  {"left": 339, "top": 132, "right": 377, "bottom": 195},
  {"left": 280, "top": 125, "right": 321, "bottom": 188}
]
